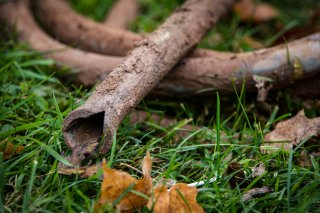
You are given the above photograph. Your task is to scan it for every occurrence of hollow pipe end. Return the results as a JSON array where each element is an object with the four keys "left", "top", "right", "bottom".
[{"left": 62, "top": 109, "right": 112, "bottom": 166}]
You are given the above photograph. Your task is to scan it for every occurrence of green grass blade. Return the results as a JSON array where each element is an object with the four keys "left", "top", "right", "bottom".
[
  {"left": 287, "top": 147, "right": 294, "bottom": 210},
  {"left": 0, "top": 152, "right": 4, "bottom": 213},
  {"left": 52, "top": 91, "right": 63, "bottom": 122},
  {"left": 32, "top": 139, "right": 72, "bottom": 167},
  {"left": 107, "top": 130, "right": 117, "bottom": 167},
  {"left": 0, "top": 119, "right": 54, "bottom": 136},
  {"left": 20, "top": 59, "right": 54, "bottom": 68},
  {"left": 23, "top": 159, "right": 38, "bottom": 212}
]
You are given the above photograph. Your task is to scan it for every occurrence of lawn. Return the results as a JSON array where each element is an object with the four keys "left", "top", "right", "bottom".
[{"left": 1, "top": 0, "right": 320, "bottom": 212}]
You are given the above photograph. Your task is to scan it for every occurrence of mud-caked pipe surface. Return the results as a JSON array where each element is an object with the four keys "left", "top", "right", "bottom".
[
  {"left": 2, "top": 1, "right": 320, "bottom": 97},
  {"left": 62, "top": 0, "right": 236, "bottom": 165},
  {"left": 1, "top": 0, "right": 320, "bottom": 166}
]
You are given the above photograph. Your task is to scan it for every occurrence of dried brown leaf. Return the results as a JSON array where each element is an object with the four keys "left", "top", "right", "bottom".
[
  {"left": 261, "top": 110, "right": 320, "bottom": 153},
  {"left": 147, "top": 184, "right": 204, "bottom": 213},
  {"left": 95, "top": 153, "right": 204, "bottom": 212},
  {"left": 242, "top": 186, "right": 273, "bottom": 202},
  {"left": 234, "top": 0, "right": 278, "bottom": 23},
  {"left": 142, "top": 151, "right": 152, "bottom": 176},
  {"left": 297, "top": 150, "right": 312, "bottom": 168},
  {"left": 0, "top": 140, "right": 25, "bottom": 160},
  {"left": 252, "top": 163, "right": 265, "bottom": 178},
  {"left": 147, "top": 185, "right": 170, "bottom": 213},
  {"left": 95, "top": 152, "right": 152, "bottom": 212},
  {"left": 169, "top": 183, "right": 204, "bottom": 213},
  {"left": 227, "top": 162, "right": 247, "bottom": 189}
]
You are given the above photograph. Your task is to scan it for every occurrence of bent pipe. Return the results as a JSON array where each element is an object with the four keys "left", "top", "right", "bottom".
[
  {"left": 62, "top": 0, "right": 236, "bottom": 165},
  {"left": 2, "top": 1, "right": 320, "bottom": 166},
  {"left": 27, "top": 0, "right": 320, "bottom": 94},
  {"left": 33, "top": 0, "right": 226, "bottom": 58},
  {"left": 1, "top": 1, "right": 320, "bottom": 97}
]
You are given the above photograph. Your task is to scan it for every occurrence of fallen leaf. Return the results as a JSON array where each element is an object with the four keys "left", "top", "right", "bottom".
[
  {"left": 147, "top": 185, "right": 170, "bottom": 213},
  {"left": 242, "top": 186, "right": 273, "bottom": 202},
  {"left": 252, "top": 163, "right": 265, "bottom": 178},
  {"left": 94, "top": 152, "right": 204, "bottom": 212},
  {"left": 297, "top": 150, "right": 312, "bottom": 168},
  {"left": 95, "top": 152, "right": 152, "bottom": 212},
  {"left": 148, "top": 183, "right": 204, "bottom": 213},
  {"left": 169, "top": 183, "right": 204, "bottom": 213},
  {"left": 226, "top": 162, "right": 247, "bottom": 189},
  {"left": 234, "top": 0, "right": 278, "bottom": 23},
  {"left": 261, "top": 110, "right": 320, "bottom": 153},
  {"left": 0, "top": 140, "right": 25, "bottom": 160}
]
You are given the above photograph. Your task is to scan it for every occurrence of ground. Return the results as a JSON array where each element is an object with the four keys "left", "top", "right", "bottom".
[{"left": 1, "top": 0, "right": 320, "bottom": 212}]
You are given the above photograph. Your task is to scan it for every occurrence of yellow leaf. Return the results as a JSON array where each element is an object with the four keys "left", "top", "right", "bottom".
[
  {"left": 95, "top": 153, "right": 204, "bottom": 212},
  {"left": 95, "top": 152, "right": 152, "bottom": 212},
  {"left": 148, "top": 183, "right": 204, "bottom": 213},
  {"left": 170, "top": 183, "right": 204, "bottom": 213},
  {"left": 147, "top": 185, "right": 170, "bottom": 213}
]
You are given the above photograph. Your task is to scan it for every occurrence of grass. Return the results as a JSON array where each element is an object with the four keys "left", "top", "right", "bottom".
[{"left": 1, "top": 0, "right": 320, "bottom": 212}]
